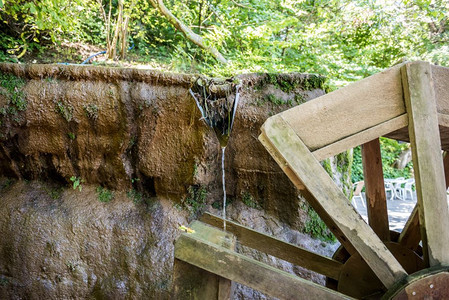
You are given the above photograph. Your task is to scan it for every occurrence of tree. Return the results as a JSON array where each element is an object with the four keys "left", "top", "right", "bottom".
[{"left": 148, "top": 0, "right": 227, "bottom": 64}]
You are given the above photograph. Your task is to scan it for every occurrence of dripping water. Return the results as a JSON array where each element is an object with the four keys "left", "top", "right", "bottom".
[
  {"left": 190, "top": 78, "right": 241, "bottom": 231},
  {"left": 221, "top": 146, "right": 227, "bottom": 230}
]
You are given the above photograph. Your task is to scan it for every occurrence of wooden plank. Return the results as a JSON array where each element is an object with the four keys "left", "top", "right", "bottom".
[
  {"left": 259, "top": 132, "right": 305, "bottom": 190},
  {"left": 174, "top": 232, "right": 354, "bottom": 300},
  {"left": 201, "top": 212, "right": 344, "bottom": 280},
  {"left": 172, "top": 221, "right": 235, "bottom": 299},
  {"left": 260, "top": 115, "right": 407, "bottom": 288},
  {"left": 260, "top": 132, "right": 357, "bottom": 255},
  {"left": 399, "top": 153, "right": 449, "bottom": 251},
  {"left": 362, "top": 139, "right": 390, "bottom": 241},
  {"left": 433, "top": 65, "right": 449, "bottom": 115},
  {"left": 401, "top": 61, "right": 449, "bottom": 267},
  {"left": 438, "top": 113, "right": 449, "bottom": 128},
  {"left": 313, "top": 114, "right": 408, "bottom": 161},
  {"left": 398, "top": 205, "right": 420, "bottom": 251},
  {"left": 280, "top": 63, "right": 405, "bottom": 151}
]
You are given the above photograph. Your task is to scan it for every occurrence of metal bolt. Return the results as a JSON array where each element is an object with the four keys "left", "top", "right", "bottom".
[
  {"left": 412, "top": 291, "right": 416, "bottom": 296},
  {"left": 430, "top": 284, "right": 434, "bottom": 289}
]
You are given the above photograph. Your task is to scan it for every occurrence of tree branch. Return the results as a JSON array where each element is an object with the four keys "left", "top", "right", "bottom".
[{"left": 149, "top": 0, "right": 228, "bottom": 64}]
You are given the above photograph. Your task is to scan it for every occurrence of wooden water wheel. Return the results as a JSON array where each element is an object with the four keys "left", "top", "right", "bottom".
[
  {"left": 259, "top": 61, "right": 449, "bottom": 299},
  {"left": 173, "top": 61, "right": 449, "bottom": 300}
]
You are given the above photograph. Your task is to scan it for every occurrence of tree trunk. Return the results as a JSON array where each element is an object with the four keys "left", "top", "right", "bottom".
[{"left": 148, "top": 0, "right": 228, "bottom": 64}]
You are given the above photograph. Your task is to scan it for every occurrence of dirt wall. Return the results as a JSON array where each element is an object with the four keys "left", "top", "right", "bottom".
[{"left": 0, "top": 63, "right": 329, "bottom": 299}]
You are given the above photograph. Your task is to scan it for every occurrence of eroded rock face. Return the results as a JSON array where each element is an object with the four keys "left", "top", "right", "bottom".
[{"left": 0, "top": 64, "right": 332, "bottom": 298}]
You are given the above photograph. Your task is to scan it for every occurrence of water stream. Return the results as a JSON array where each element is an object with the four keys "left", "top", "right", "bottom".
[
  {"left": 190, "top": 78, "right": 241, "bottom": 231},
  {"left": 221, "top": 147, "right": 227, "bottom": 230}
]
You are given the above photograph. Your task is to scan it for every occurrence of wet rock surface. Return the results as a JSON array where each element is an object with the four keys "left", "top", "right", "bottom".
[{"left": 0, "top": 63, "right": 335, "bottom": 298}]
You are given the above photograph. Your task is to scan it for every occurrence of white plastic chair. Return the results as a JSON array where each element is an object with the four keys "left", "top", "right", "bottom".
[
  {"left": 402, "top": 178, "right": 415, "bottom": 201},
  {"left": 384, "top": 180, "right": 395, "bottom": 200},
  {"left": 352, "top": 181, "right": 365, "bottom": 209}
]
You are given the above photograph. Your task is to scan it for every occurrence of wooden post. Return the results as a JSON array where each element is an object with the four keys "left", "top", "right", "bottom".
[
  {"left": 401, "top": 61, "right": 449, "bottom": 267},
  {"left": 172, "top": 221, "right": 235, "bottom": 299},
  {"left": 362, "top": 138, "right": 390, "bottom": 241}
]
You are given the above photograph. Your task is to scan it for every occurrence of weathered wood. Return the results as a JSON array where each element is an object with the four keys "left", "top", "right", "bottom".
[
  {"left": 337, "top": 242, "right": 424, "bottom": 299},
  {"left": 172, "top": 221, "right": 235, "bottom": 299},
  {"left": 313, "top": 115, "right": 408, "bottom": 161},
  {"left": 260, "top": 132, "right": 357, "bottom": 255},
  {"left": 201, "top": 212, "right": 344, "bottom": 280},
  {"left": 398, "top": 205, "right": 420, "bottom": 252},
  {"left": 279, "top": 63, "right": 405, "bottom": 151},
  {"left": 260, "top": 115, "right": 407, "bottom": 288},
  {"left": 433, "top": 65, "right": 449, "bottom": 115},
  {"left": 259, "top": 132, "right": 305, "bottom": 189},
  {"left": 444, "top": 152, "right": 449, "bottom": 188},
  {"left": 401, "top": 61, "right": 449, "bottom": 267},
  {"left": 399, "top": 153, "right": 449, "bottom": 251},
  {"left": 175, "top": 230, "right": 354, "bottom": 300},
  {"left": 362, "top": 139, "right": 390, "bottom": 241},
  {"left": 390, "top": 272, "right": 449, "bottom": 300}
]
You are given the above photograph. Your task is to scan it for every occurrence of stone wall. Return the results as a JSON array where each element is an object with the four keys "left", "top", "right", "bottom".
[{"left": 0, "top": 63, "right": 331, "bottom": 299}]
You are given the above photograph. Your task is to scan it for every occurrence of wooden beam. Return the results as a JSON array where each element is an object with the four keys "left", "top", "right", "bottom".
[
  {"left": 201, "top": 212, "right": 344, "bottom": 280},
  {"left": 260, "top": 132, "right": 357, "bottom": 255},
  {"left": 313, "top": 114, "right": 408, "bottom": 161},
  {"left": 398, "top": 205, "right": 420, "bottom": 251},
  {"left": 260, "top": 115, "right": 407, "bottom": 288},
  {"left": 280, "top": 63, "right": 405, "bottom": 151},
  {"left": 175, "top": 230, "right": 354, "bottom": 300},
  {"left": 399, "top": 153, "right": 449, "bottom": 251},
  {"left": 401, "top": 61, "right": 449, "bottom": 267},
  {"left": 362, "top": 139, "right": 390, "bottom": 241},
  {"left": 172, "top": 221, "right": 235, "bottom": 299}
]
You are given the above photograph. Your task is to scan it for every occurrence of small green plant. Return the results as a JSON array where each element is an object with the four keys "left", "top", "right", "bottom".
[
  {"left": 70, "top": 176, "right": 83, "bottom": 191},
  {"left": 127, "top": 188, "right": 143, "bottom": 204},
  {"left": 83, "top": 103, "right": 99, "bottom": 120},
  {"left": 294, "top": 93, "right": 306, "bottom": 105},
  {"left": 67, "top": 132, "right": 75, "bottom": 140},
  {"left": 0, "top": 72, "right": 27, "bottom": 115},
  {"left": 241, "top": 191, "right": 261, "bottom": 209},
  {"left": 183, "top": 185, "right": 207, "bottom": 217},
  {"left": 302, "top": 202, "right": 336, "bottom": 242},
  {"left": 265, "top": 94, "right": 284, "bottom": 106},
  {"left": 97, "top": 186, "right": 114, "bottom": 202},
  {"left": 47, "top": 187, "right": 64, "bottom": 200},
  {"left": 56, "top": 101, "right": 73, "bottom": 122}
]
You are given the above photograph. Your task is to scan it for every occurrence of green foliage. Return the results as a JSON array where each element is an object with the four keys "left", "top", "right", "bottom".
[
  {"left": 0, "top": 72, "right": 26, "bottom": 116},
  {"left": 183, "top": 185, "right": 207, "bottom": 217},
  {"left": 56, "top": 101, "right": 73, "bottom": 122},
  {"left": 83, "top": 103, "right": 99, "bottom": 120},
  {"left": 127, "top": 188, "right": 143, "bottom": 204},
  {"left": 70, "top": 176, "right": 83, "bottom": 191},
  {"left": 97, "top": 186, "right": 114, "bottom": 202},
  {"left": 67, "top": 132, "right": 76, "bottom": 140},
  {"left": 302, "top": 202, "right": 336, "bottom": 243},
  {"left": 241, "top": 191, "right": 261, "bottom": 209}
]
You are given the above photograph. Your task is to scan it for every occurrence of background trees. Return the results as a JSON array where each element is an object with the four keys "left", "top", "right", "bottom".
[{"left": 0, "top": 0, "right": 447, "bottom": 87}]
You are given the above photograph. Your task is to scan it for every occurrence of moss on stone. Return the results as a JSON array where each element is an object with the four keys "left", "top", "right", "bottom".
[{"left": 0, "top": 72, "right": 27, "bottom": 117}]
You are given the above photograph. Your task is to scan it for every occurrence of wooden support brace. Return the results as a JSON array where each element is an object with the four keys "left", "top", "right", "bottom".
[
  {"left": 201, "top": 212, "right": 344, "bottom": 280},
  {"left": 401, "top": 61, "right": 449, "bottom": 267},
  {"left": 362, "top": 138, "right": 390, "bottom": 241},
  {"left": 172, "top": 221, "right": 235, "bottom": 299},
  {"left": 260, "top": 115, "right": 407, "bottom": 288},
  {"left": 175, "top": 221, "right": 354, "bottom": 300}
]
